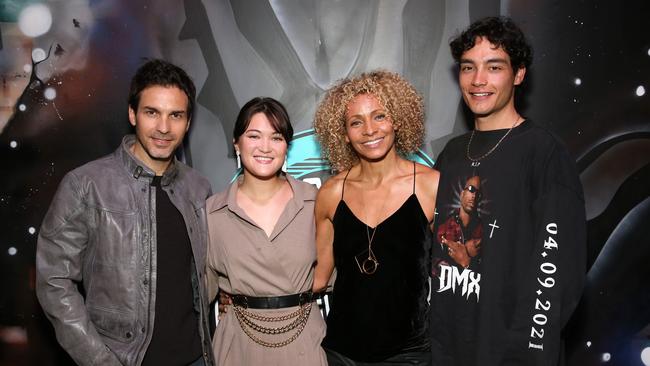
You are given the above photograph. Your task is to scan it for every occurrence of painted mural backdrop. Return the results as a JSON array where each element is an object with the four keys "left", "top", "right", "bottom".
[{"left": 1, "top": 0, "right": 648, "bottom": 365}]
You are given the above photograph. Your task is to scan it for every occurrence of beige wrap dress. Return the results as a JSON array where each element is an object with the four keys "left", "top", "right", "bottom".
[{"left": 206, "top": 175, "right": 327, "bottom": 366}]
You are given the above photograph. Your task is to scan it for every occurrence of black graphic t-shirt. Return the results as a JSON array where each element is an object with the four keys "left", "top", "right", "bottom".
[{"left": 430, "top": 120, "right": 587, "bottom": 366}]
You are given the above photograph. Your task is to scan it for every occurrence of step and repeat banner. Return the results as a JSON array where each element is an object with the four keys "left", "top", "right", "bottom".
[{"left": 1, "top": 0, "right": 648, "bottom": 365}]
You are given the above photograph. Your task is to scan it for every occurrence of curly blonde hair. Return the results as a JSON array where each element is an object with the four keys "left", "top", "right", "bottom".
[{"left": 314, "top": 70, "right": 424, "bottom": 172}]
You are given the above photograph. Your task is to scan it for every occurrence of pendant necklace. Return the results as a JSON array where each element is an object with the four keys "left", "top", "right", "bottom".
[
  {"left": 361, "top": 224, "right": 379, "bottom": 275},
  {"left": 466, "top": 117, "right": 521, "bottom": 167},
  {"left": 355, "top": 186, "right": 384, "bottom": 275}
]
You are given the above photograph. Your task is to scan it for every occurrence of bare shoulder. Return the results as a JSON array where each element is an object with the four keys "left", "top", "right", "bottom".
[
  {"left": 414, "top": 162, "right": 439, "bottom": 220},
  {"left": 318, "top": 171, "right": 347, "bottom": 198},
  {"left": 414, "top": 162, "right": 440, "bottom": 192},
  {"left": 315, "top": 171, "right": 347, "bottom": 218}
]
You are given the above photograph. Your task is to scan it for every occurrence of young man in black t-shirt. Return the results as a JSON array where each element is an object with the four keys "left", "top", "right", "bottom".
[{"left": 430, "top": 17, "right": 586, "bottom": 366}]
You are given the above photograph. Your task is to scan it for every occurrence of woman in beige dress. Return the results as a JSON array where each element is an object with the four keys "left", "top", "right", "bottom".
[{"left": 206, "top": 97, "right": 327, "bottom": 365}]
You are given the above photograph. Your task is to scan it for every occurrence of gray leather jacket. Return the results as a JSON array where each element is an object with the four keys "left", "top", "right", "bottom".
[{"left": 36, "top": 135, "right": 215, "bottom": 366}]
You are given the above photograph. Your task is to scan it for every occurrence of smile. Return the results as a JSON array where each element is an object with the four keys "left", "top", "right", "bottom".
[
  {"left": 362, "top": 137, "right": 384, "bottom": 147},
  {"left": 470, "top": 92, "right": 492, "bottom": 97},
  {"left": 253, "top": 156, "right": 274, "bottom": 163},
  {"left": 152, "top": 137, "right": 173, "bottom": 146}
]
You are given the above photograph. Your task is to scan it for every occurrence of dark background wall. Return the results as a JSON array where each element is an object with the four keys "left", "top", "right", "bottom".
[{"left": 0, "top": 0, "right": 648, "bottom": 365}]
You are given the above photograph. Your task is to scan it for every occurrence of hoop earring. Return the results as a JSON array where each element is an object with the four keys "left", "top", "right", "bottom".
[{"left": 236, "top": 151, "right": 241, "bottom": 169}]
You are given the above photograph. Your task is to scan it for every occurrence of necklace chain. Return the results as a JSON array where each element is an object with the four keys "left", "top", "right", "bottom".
[
  {"left": 466, "top": 118, "right": 521, "bottom": 166},
  {"left": 365, "top": 225, "right": 377, "bottom": 248},
  {"left": 358, "top": 187, "right": 383, "bottom": 275}
]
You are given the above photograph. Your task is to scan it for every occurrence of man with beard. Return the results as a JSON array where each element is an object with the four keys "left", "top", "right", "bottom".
[{"left": 36, "top": 60, "right": 214, "bottom": 366}]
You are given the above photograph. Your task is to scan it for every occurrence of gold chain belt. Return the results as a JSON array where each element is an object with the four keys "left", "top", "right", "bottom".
[{"left": 233, "top": 302, "right": 313, "bottom": 348}]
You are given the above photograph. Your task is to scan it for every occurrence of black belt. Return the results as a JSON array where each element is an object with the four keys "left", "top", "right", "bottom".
[{"left": 231, "top": 291, "right": 314, "bottom": 309}]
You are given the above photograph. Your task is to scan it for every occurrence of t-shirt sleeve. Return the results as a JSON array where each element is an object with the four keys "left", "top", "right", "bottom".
[{"left": 518, "top": 144, "right": 587, "bottom": 365}]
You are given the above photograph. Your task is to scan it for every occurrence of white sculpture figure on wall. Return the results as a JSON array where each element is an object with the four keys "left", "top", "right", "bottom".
[{"left": 169, "top": 0, "right": 492, "bottom": 191}]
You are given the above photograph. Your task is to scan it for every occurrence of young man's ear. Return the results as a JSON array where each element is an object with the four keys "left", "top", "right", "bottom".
[
  {"left": 128, "top": 106, "right": 136, "bottom": 127},
  {"left": 514, "top": 66, "right": 526, "bottom": 86}
]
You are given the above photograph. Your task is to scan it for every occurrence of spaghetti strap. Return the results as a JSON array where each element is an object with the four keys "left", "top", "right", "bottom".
[
  {"left": 412, "top": 161, "right": 416, "bottom": 194},
  {"left": 341, "top": 169, "right": 352, "bottom": 200}
]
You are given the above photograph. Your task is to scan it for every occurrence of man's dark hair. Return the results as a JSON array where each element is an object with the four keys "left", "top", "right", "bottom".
[
  {"left": 128, "top": 59, "right": 196, "bottom": 119},
  {"left": 233, "top": 97, "right": 294, "bottom": 144},
  {"left": 450, "top": 16, "right": 533, "bottom": 71}
]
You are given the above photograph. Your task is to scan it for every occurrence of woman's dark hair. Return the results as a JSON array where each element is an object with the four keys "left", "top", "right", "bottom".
[
  {"left": 233, "top": 97, "right": 293, "bottom": 143},
  {"left": 450, "top": 16, "right": 533, "bottom": 71},
  {"left": 128, "top": 59, "right": 196, "bottom": 119}
]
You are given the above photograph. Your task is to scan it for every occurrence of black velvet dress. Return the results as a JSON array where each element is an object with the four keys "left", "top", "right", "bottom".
[{"left": 322, "top": 163, "right": 432, "bottom": 362}]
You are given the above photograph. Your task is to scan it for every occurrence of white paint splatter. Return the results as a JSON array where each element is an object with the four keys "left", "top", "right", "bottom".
[
  {"left": 636, "top": 85, "right": 646, "bottom": 97},
  {"left": 44, "top": 87, "right": 57, "bottom": 100},
  {"left": 52, "top": 102, "right": 64, "bottom": 120},
  {"left": 18, "top": 104, "right": 26, "bottom": 112},
  {"left": 32, "top": 48, "right": 47, "bottom": 63},
  {"left": 18, "top": 4, "right": 53, "bottom": 37},
  {"left": 9, "top": 141, "right": 18, "bottom": 148},
  {"left": 641, "top": 347, "right": 650, "bottom": 366},
  {"left": 8, "top": 247, "right": 17, "bottom": 256},
  {"left": 574, "top": 78, "right": 582, "bottom": 86},
  {"left": 601, "top": 353, "right": 611, "bottom": 362},
  {"left": 28, "top": 227, "right": 36, "bottom": 235}
]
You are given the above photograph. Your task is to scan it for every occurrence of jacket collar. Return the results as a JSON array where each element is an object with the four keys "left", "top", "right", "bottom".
[{"left": 116, "top": 135, "right": 179, "bottom": 187}]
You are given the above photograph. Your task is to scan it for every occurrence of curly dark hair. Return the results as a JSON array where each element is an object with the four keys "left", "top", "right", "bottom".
[
  {"left": 450, "top": 16, "right": 533, "bottom": 71},
  {"left": 314, "top": 70, "right": 424, "bottom": 172}
]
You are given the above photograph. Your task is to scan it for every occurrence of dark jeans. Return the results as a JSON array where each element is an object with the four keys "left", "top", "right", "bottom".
[{"left": 325, "top": 348, "right": 431, "bottom": 366}]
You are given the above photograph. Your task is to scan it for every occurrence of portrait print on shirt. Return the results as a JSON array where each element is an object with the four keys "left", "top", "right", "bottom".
[{"left": 432, "top": 172, "right": 489, "bottom": 302}]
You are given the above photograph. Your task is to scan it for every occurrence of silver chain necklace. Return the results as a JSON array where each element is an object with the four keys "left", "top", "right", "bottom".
[{"left": 466, "top": 118, "right": 521, "bottom": 167}]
